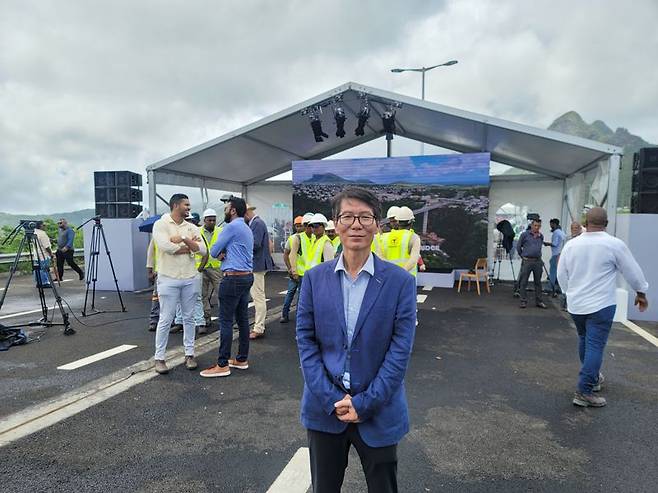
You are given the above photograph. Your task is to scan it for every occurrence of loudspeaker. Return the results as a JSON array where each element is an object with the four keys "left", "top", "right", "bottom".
[
  {"left": 116, "top": 187, "right": 143, "bottom": 203},
  {"left": 95, "top": 203, "right": 142, "bottom": 219},
  {"left": 116, "top": 171, "right": 142, "bottom": 187},
  {"left": 631, "top": 147, "right": 658, "bottom": 214},
  {"left": 94, "top": 171, "right": 116, "bottom": 187}
]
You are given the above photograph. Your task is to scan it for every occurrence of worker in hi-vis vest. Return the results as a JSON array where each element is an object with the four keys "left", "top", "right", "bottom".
[
  {"left": 382, "top": 206, "right": 421, "bottom": 276},
  {"left": 373, "top": 205, "right": 400, "bottom": 256},
  {"left": 306, "top": 213, "right": 335, "bottom": 270},
  {"left": 195, "top": 208, "right": 224, "bottom": 333},
  {"left": 281, "top": 212, "right": 315, "bottom": 323},
  {"left": 147, "top": 237, "right": 160, "bottom": 331},
  {"left": 325, "top": 220, "right": 341, "bottom": 256}
]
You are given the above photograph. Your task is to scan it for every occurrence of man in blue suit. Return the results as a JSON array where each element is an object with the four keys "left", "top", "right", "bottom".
[{"left": 296, "top": 187, "right": 416, "bottom": 493}]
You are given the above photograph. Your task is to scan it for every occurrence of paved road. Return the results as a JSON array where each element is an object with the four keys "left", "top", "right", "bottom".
[{"left": 1, "top": 273, "right": 657, "bottom": 492}]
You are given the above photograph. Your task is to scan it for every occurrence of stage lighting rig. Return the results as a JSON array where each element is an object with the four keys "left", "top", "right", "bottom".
[
  {"left": 354, "top": 97, "right": 370, "bottom": 137},
  {"left": 305, "top": 106, "right": 328, "bottom": 143},
  {"left": 333, "top": 96, "right": 346, "bottom": 138},
  {"left": 382, "top": 107, "right": 396, "bottom": 141}
]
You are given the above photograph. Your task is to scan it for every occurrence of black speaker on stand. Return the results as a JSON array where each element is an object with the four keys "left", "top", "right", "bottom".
[{"left": 94, "top": 171, "right": 143, "bottom": 218}]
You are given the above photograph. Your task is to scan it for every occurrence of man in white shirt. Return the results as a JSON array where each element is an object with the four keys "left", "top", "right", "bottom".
[
  {"left": 557, "top": 207, "right": 649, "bottom": 407},
  {"left": 152, "top": 194, "right": 207, "bottom": 374}
]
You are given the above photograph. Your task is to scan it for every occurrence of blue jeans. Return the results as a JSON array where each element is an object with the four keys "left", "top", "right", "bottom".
[
  {"left": 548, "top": 255, "right": 559, "bottom": 292},
  {"left": 281, "top": 277, "right": 300, "bottom": 319},
  {"left": 570, "top": 305, "right": 616, "bottom": 394},
  {"left": 217, "top": 274, "right": 254, "bottom": 367},
  {"left": 34, "top": 258, "right": 51, "bottom": 286}
]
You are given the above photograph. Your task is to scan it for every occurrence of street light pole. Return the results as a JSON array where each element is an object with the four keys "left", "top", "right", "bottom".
[{"left": 391, "top": 60, "right": 458, "bottom": 155}]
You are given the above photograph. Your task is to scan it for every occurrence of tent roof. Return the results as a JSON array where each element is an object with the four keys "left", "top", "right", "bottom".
[{"left": 147, "top": 82, "right": 623, "bottom": 186}]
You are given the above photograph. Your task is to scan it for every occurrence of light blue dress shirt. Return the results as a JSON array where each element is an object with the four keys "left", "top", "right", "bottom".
[
  {"left": 210, "top": 217, "right": 254, "bottom": 272},
  {"left": 551, "top": 228, "right": 567, "bottom": 257},
  {"left": 334, "top": 252, "right": 375, "bottom": 390}
]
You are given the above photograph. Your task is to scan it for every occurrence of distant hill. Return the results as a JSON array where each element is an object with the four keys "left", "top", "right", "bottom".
[
  {"left": 0, "top": 209, "right": 96, "bottom": 229},
  {"left": 304, "top": 173, "right": 374, "bottom": 184},
  {"left": 548, "top": 111, "right": 655, "bottom": 208}
]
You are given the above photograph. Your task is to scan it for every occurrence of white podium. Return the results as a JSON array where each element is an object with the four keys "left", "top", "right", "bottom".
[{"left": 83, "top": 218, "right": 150, "bottom": 292}]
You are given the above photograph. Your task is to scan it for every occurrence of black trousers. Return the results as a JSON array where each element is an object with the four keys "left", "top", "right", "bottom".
[
  {"left": 56, "top": 249, "right": 84, "bottom": 280},
  {"left": 307, "top": 425, "right": 398, "bottom": 493},
  {"left": 518, "top": 258, "right": 543, "bottom": 303}
]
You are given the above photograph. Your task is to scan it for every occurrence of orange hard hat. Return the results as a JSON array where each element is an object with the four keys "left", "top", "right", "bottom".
[{"left": 294, "top": 216, "right": 304, "bottom": 224}]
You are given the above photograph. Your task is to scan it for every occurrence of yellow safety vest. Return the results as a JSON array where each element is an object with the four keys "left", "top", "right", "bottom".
[
  {"left": 307, "top": 235, "right": 330, "bottom": 270},
  {"left": 371, "top": 232, "right": 385, "bottom": 255},
  {"left": 383, "top": 229, "right": 417, "bottom": 276},
  {"left": 330, "top": 236, "right": 341, "bottom": 250},
  {"left": 196, "top": 225, "right": 223, "bottom": 269},
  {"left": 152, "top": 241, "right": 158, "bottom": 273},
  {"left": 295, "top": 233, "right": 314, "bottom": 276}
]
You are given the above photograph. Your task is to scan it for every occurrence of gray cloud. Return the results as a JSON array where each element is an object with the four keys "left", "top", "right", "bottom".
[{"left": 1, "top": 0, "right": 656, "bottom": 213}]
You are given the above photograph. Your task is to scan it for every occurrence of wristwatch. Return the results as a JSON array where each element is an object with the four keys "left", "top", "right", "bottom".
[{"left": 181, "top": 235, "right": 187, "bottom": 241}]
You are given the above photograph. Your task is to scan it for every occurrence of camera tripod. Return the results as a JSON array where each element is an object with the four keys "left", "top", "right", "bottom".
[
  {"left": 490, "top": 240, "right": 516, "bottom": 286},
  {"left": 78, "top": 216, "right": 126, "bottom": 317},
  {"left": 0, "top": 221, "right": 74, "bottom": 336}
]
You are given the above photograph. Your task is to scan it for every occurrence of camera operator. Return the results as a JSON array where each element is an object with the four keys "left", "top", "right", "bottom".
[
  {"left": 516, "top": 218, "right": 547, "bottom": 309},
  {"left": 34, "top": 221, "right": 54, "bottom": 287}
]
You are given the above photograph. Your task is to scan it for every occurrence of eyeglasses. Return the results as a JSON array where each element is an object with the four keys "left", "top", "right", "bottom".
[{"left": 337, "top": 214, "right": 376, "bottom": 226}]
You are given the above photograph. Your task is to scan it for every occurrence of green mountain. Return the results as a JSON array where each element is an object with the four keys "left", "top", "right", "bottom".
[
  {"left": 548, "top": 111, "right": 655, "bottom": 209},
  {"left": 0, "top": 209, "right": 96, "bottom": 229}
]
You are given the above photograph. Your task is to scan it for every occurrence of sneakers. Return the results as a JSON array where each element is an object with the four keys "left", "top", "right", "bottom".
[
  {"left": 573, "top": 392, "right": 606, "bottom": 407},
  {"left": 536, "top": 301, "right": 548, "bottom": 309},
  {"left": 228, "top": 359, "right": 249, "bottom": 370},
  {"left": 169, "top": 324, "right": 183, "bottom": 334},
  {"left": 200, "top": 364, "right": 231, "bottom": 378},
  {"left": 185, "top": 356, "right": 198, "bottom": 370},
  {"left": 592, "top": 372, "right": 605, "bottom": 392},
  {"left": 154, "top": 360, "right": 169, "bottom": 374},
  {"left": 249, "top": 331, "right": 264, "bottom": 340},
  {"left": 148, "top": 324, "right": 157, "bottom": 332},
  {"left": 279, "top": 316, "right": 289, "bottom": 323},
  {"left": 520, "top": 300, "right": 528, "bottom": 309}
]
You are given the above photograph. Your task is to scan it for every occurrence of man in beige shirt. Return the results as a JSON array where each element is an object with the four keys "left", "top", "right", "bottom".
[
  {"left": 34, "top": 221, "right": 54, "bottom": 287},
  {"left": 152, "top": 194, "right": 206, "bottom": 374}
]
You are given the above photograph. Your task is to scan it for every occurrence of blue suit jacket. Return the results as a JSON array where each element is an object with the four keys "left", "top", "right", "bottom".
[
  {"left": 296, "top": 254, "right": 416, "bottom": 447},
  {"left": 249, "top": 216, "right": 274, "bottom": 272}
]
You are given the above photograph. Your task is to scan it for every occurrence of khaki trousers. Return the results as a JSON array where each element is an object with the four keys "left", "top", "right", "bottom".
[
  {"left": 201, "top": 267, "right": 222, "bottom": 322},
  {"left": 250, "top": 271, "right": 267, "bottom": 334}
]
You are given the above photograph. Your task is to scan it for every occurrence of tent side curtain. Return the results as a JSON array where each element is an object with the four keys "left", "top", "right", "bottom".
[{"left": 152, "top": 169, "right": 243, "bottom": 194}]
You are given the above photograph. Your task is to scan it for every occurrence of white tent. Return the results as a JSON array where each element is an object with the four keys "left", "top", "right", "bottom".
[{"left": 146, "top": 81, "right": 622, "bottom": 233}]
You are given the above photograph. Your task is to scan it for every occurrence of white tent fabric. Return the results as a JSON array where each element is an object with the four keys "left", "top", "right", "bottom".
[{"left": 145, "top": 81, "right": 623, "bottom": 230}]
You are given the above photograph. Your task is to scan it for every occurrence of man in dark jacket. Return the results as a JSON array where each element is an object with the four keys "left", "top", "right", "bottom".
[{"left": 245, "top": 205, "right": 274, "bottom": 339}]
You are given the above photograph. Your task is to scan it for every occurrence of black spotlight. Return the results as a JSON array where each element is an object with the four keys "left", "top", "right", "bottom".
[
  {"left": 334, "top": 106, "right": 346, "bottom": 138},
  {"left": 310, "top": 114, "right": 328, "bottom": 142},
  {"left": 354, "top": 104, "right": 370, "bottom": 137},
  {"left": 382, "top": 109, "right": 396, "bottom": 141}
]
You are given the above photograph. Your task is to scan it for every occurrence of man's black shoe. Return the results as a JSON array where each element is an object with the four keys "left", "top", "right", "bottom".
[
  {"left": 520, "top": 301, "right": 527, "bottom": 309},
  {"left": 536, "top": 302, "right": 548, "bottom": 309},
  {"left": 279, "top": 316, "right": 289, "bottom": 323}
]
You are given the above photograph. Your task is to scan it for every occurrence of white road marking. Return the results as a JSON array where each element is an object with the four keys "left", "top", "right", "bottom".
[
  {"left": 621, "top": 320, "right": 658, "bottom": 348},
  {"left": 278, "top": 290, "right": 289, "bottom": 295},
  {"left": 422, "top": 285, "right": 433, "bottom": 291},
  {"left": 417, "top": 294, "right": 428, "bottom": 303},
  {"left": 57, "top": 345, "right": 138, "bottom": 370},
  {"left": 0, "top": 308, "right": 45, "bottom": 320},
  {"left": 266, "top": 447, "right": 311, "bottom": 493}
]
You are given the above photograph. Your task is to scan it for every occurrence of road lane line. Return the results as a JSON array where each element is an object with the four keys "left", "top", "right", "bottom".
[
  {"left": 417, "top": 294, "right": 428, "bottom": 303},
  {"left": 422, "top": 285, "right": 433, "bottom": 291},
  {"left": 0, "top": 308, "right": 45, "bottom": 320},
  {"left": 266, "top": 447, "right": 311, "bottom": 493},
  {"left": 57, "top": 345, "right": 138, "bottom": 370},
  {"left": 621, "top": 320, "right": 658, "bottom": 348}
]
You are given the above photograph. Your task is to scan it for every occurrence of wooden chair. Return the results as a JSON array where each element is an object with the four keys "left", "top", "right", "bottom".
[{"left": 457, "top": 258, "right": 490, "bottom": 295}]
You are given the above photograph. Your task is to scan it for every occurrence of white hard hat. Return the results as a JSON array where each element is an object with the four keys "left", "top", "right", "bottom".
[
  {"left": 386, "top": 206, "right": 401, "bottom": 219},
  {"left": 302, "top": 212, "right": 315, "bottom": 225},
  {"left": 202, "top": 208, "right": 217, "bottom": 218},
  {"left": 396, "top": 206, "right": 415, "bottom": 222},
  {"left": 326, "top": 220, "right": 336, "bottom": 230},
  {"left": 309, "top": 213, "right": 328, "bottom": 226}
]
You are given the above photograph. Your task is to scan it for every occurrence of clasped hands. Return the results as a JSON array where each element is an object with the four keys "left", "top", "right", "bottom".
[{"left": 334, "top": 394, "right": 360, "bottom": 423}]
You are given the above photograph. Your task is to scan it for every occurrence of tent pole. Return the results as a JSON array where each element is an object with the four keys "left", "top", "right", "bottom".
[
  {"left": 606, "top": 154, "right": 621, "bottom": 235},
  {"left": 148, "top": 170, "right": 157, "bottom": 215},
  {"left": 387, "top": 139, "right": 392, "bottom": 158}
]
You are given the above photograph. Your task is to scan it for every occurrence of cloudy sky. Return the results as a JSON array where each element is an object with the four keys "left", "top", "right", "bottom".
[{"left": 1, "top": 0, "right": 657, "bottom": 214}]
